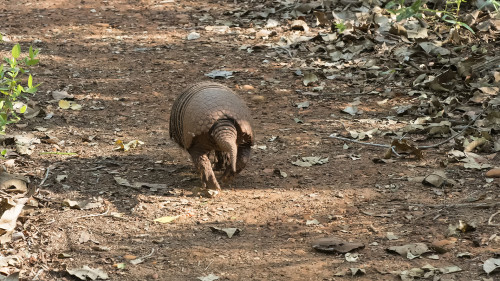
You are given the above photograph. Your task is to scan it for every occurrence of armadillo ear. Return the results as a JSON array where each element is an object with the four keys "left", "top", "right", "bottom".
[{"left": 212, "top": 121, "right": 238, "bottom": 173}]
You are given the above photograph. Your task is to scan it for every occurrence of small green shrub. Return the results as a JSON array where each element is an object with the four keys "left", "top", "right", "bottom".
[
  {"left": 0, "top": 42, "right": 40, "bottom": 134},
  {"left": 335, "top": 21, "right": 347, "bottom": 33},
  {"left": 386, "top": 0, "right": 475, "bottom": 34},
  {"left": 386, "top": 0, "right": 424, "bottom": 22}
]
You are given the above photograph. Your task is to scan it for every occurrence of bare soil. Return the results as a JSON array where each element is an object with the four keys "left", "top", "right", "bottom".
[{"left": 1, "top": 0, "right": 499, "bottom": 280}]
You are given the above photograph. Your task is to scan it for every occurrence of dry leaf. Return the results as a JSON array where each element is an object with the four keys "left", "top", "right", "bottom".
[
  {"left": 312, "top": 237, "right": 365, "bottom": 253},
  {"left": 58, "top": 99, "right": 70, "bottom": 109},
  {"left": 387, "top": 243, "right": 430, "bottom": 259},
  {"left": 67, "top": 266, "right": 109, "bottom": 280},
  {"left": 210, "top": 226, "right": 241, "bottom": 238},
  {"left": 154, "top": 215, "right": 180, "bottom": 223}
]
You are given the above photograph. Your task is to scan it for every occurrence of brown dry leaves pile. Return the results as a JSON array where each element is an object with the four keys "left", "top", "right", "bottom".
[{"left": 219, "top": 0, "right": 499, "bottom": 168}]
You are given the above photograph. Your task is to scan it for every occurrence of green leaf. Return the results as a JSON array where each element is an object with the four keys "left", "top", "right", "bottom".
[
  {"left": 385, "top": 1, "right": 398, "bottom": 9},
  {"left": 28, "top": 74, "right": 33, "bottom": 88},
  {"left": 19, "top": 104, "right": 27, "bottom": 114},
  {"left": 410, "top": 0, "right": 422, "bottom": 10},
  {"left": 394, "top": 0, "right": 422, "bottom": 22},
  {"left": 28, "top": 46, "right": 40, "bottom": 58},
  {"left": 1, "top": 149, "right": 6, "bottom": 156},
  {"left": 26, "top": 59, "right": 39, "bottom": 66},
  {"left": 115, "top": 263, "right": 126, "bottom": 269},
  {"left": 0, "top": 34, "right": 2, "bottom": 41},
  {"left": 12, "top": 44, "right": 21, "bottom": 59},
  {"left": 24, "top": 87, "right": 38, "bottom": 94},
  {"left": 458, "top": 22, "right": 475, "bottom": 34}
]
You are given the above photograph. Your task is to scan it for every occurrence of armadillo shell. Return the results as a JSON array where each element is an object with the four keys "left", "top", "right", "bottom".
[{"left": 169, "top": 82, "right": 253, "bottom": 150}]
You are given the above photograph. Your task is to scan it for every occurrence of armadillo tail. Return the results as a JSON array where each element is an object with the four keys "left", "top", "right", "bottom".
[{"left": 211, "top": 119, "right": 238, "bottom": 173}]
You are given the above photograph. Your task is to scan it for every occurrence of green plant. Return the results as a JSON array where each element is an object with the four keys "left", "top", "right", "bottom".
[
  {"left": 335, "top": 21, "right": 346, "bottom": 33},
  {"left": 386, "top": 0, "right": 475, "bottom": 34},
  {"left": 441, "top": 0, "right": 475, "bottom": 33},
  {"left": 386, "top": 0, "right": 424, "bottom": 22},
  {"left": 479, "top": 0, "right": 500, "bottom": 11},
  {"left": 492, "top": 0, "right": 500, "bottom": 10},
  {"left": 0, "top": 43, "right": 40, "bottom": 133}
]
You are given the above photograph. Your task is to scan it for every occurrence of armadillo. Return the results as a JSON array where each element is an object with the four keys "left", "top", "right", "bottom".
[{"left": 169, "top": 82, "right": 254, "bottom": 197}]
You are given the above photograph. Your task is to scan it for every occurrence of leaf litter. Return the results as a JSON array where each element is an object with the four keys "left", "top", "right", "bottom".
[
  {"left": 209, "top": 226, "right": 241, "bottom": 238},
  {"left": 66, "top": 266, "right": 109, "bottom": 280},
  {"left": 292, "top": 156, "right": 328, "bottom": 167},
  {"left": 312, "top": 237, "right": 364, "bottom": 254},
  {"left": 387, "top": 243, "right": 430, "bottom": 259},
  {"left": 3, "top": 0, "right": 500, "bottom": 280}
]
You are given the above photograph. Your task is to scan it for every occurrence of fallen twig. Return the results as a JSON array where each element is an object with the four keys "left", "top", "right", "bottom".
[
  {"left": 275, "top": 46, "right": 293, "bottom": 58},
  {"left": 329, "top": 135, "right": 391, "bottom": 148},
  {"left": 0, "top": 189, "right": 10, "bottom": 197},
  {"left": 391, "top": 146, "right": 401, "bottom": 158},
  {"left": 77, "top": 206, "right": 110, "bottom": 219},
  {"left": 413, "top": 208, "right": 445, "bottom": 221},
  {"left": 140, "top": 248, "right": 155, "bottom": 259},
  {"left": 205, "top": 260, "right": 214, "bottom": 271},
  {"left": 130, "top": 248, "right": 156, "bottom": 265},
  {"left": 329, "top": 134, "right": 402, "bottom": 157},
  {"left": 417, "top": 108, "right": 485, "bottom": 149},
  {"left": 415, "top": 202, "right": 500, "bottom": 209},
  {"left": 339, "top": 91, "right": 383, "bottom": 96},
  {"left": 412, "top": 202, "right": 500, "bottom": 221},
  {"left": 39, "top": 167, "right": 51, "bottom": 186},
  {"left": 33, "top": 269, "right": 44, "bottom": 281},
  {"left": 488, "top": 210, "right": 500, "bottom": 226}
]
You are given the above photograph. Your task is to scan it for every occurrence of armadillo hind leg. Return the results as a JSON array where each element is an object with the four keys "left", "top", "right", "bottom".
[
  {"left": 211, "top": 120, "right": 238, "bottom": 182},
  {"left": 188, "top": 146, "right": 221, "bottom": 197}
]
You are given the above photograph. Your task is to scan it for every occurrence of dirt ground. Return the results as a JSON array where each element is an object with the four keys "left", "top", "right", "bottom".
[{"left": 0, "top": 0, "right": 499, "bottom": 280}]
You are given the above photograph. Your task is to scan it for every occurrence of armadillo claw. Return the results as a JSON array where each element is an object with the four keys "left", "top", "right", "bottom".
[{"left": 192, "top": 187, "right": 220, "bottom": 198}]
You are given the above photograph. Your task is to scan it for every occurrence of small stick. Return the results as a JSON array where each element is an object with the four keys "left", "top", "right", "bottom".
[
  {"left": 205, "top": 260, "right": 214, "bottom": 271},
  {"left": 418, "top": 109, "right": 485, "bottom": 149},
  {"left": 276, "top": 46, "right": 293, "bottom": 58},
  {"left": 488, "top": 210, "right": 500, "bottom": 226},
  {"left": 39, "top": 167, "right": 51, "bottom": 186},
  {"left": 329, "top": 134, "right": 391, "bottom": 148},
  {"left": 33, "top": 269, "right": 44, "bottom": 280},
  {"left": 0, "top": 189, "right": 10, "bottom": 197},
  {"left": 414, "top": 208, "right": 444, "bottom": 221},
  {"left": 138, "top": 248, "right": 155, "bottom": 260},
  {"left": 76, "top": 206, "right": 110, "bottom": 219},
  {"left": 391, "top": 146, "right": 402, "bottom": 157},
  {"left": 413, "top": 202, "right": 500, "bottom": 209}
]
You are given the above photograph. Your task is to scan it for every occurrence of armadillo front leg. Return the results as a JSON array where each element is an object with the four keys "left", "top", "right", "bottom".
[{"left": 188, "top": 145, "right": 220, "bottom": 197}]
